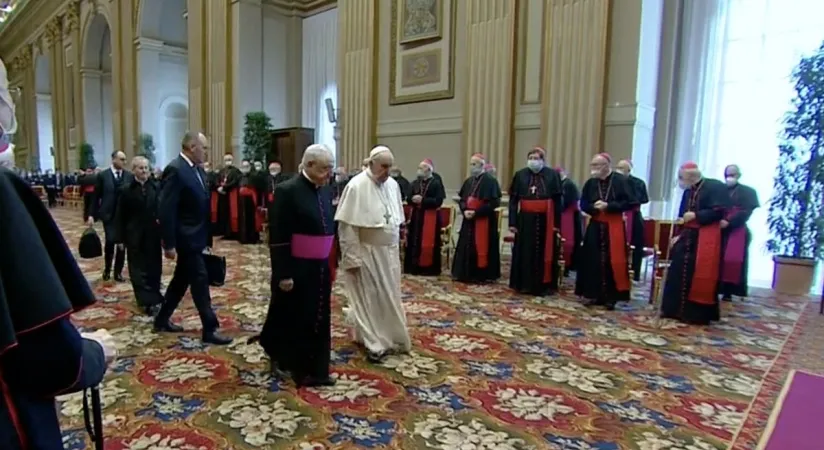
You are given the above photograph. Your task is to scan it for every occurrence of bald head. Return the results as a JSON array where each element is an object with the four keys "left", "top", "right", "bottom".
[
  {"left": 616, "top": 159, "right": 632, "bottom": 175},
  {"left": 111, "top": 150, "right": 127, "bottom": 170},
  {"left": 181, "top": 131, "right": 208, "bottom": 164}
]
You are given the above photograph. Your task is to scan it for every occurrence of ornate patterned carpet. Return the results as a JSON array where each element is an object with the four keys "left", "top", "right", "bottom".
[{"left": 51, "top": 207, "right": 811, "bottom": 450}]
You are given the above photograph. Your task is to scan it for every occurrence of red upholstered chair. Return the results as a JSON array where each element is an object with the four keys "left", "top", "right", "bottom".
[
  {"left": 32, "top": 185, "right": 47, "bottom": 205},
  {"left": 439, "top": 205, "right": 456, "bottom": 266},
  {"left": 650, "top": 220, "right": 682, "bottom": 303},
  {"left": 638, "top": 218, "right": 658, "bottom": 280}
]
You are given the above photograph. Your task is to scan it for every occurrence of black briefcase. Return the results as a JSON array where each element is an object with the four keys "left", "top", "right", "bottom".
[
  {"left": 204, "top": 253, "right": 226, "bottom": 287},
  {"left": 78, "top": 227, "right": 103, "bottom": 259}
]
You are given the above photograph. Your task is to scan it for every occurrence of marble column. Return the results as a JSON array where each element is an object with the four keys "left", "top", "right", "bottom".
[
  {"left": 108, "top": 0, "right": 124, "bottom": 157},
  {"left": 116, "top": 0, "right": 138, "bottom": 156},
  {"left": 461, "top": 0, "right": 518, "bottom": 180},
  {"left": 81, "top": 68, "right": 105, "bottom": 161},
  {"left": 337, "top": 0, "right": 379, "bottom": 171},
  {"left": 135, "top": 37, "right": 164, "bottom": 141},
  {"left": 603, "top": 0, "right": 664, "bottom": 191},
  {"left": 205, "top": 0, "right": 232, "bottom": 162},
  {"left": 46, "top": 19, "right": 70, "bottom": 171},
  {"left": 187, "top": 0, "right": 207, "bottom": 138},
  {"left": 538, "top": 0, "right": 611, "bottom": 183}
]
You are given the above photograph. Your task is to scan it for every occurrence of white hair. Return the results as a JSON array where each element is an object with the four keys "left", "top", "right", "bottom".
[
  {"left": 131, "top": 156, "right": 149, "bottom": 168},
  {"left": 302, "top": 143, "right": 334, "bottom": 166}
]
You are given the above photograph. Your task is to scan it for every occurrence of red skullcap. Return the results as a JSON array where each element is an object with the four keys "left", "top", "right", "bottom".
[
  {"left": 471, "top": 153, "right": 486, "bottom": 160},
  {"left": 529, "top": 146, "right": 546, "bottom": 156},
  {"left": 554, "top": 166, "right": 564, "bottom": 173},
  {"left": 421, "top": 158, "right": 434, "bottom": 169},
  {"left": 597, "top": 153, "right": 612, "bottom": 163},
  {"left": 483, "top": 163, "right": 495, "bottom": 171},
  {"left": 680, "top": 162, "right": 699, "bottom": 170}
]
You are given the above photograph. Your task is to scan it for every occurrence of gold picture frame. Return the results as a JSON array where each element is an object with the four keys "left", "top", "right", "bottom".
[
  {"left": 397, "top": 0, "right": 444, "bottom": 45},
  {"left": 389, "top": 0, "right": 456, "bottom": 105}
]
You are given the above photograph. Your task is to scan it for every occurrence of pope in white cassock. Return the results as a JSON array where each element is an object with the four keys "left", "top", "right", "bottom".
[{"left": 335, "top": 145, "right": 411, "bottom": 363}]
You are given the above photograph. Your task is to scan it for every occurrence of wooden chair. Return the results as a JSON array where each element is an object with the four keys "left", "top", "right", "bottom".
[
  {"left": 650, "top": 220, "right": 682, "bottom": 303},
  {"left": 495, "top": 206, "right": 510, "bottom": 254},
  {"left": 639, "top": 218, "right": 658, "bottom": 280},
  {"left": 439, "top": 204, "right": 456, "bottom": 267}
]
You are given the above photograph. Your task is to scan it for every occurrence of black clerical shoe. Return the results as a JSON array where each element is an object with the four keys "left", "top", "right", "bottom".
[
  {"left": 153, "top": 321, "right": 184, "bottom": 333},
  {"left": 202, "top": 332, "right": 232, "bottom": 345},
  {"left": 114, "top": 274, "right": 126, "bottom": 283},
  {"left": 102, "top": 271, "right": 111, "bottom": 281},
  {"left": 296, "top": 376, "right": 336, "bottom": 388},
  {"left": 144, "top": 304, "right": 161, "bottom": 317}
]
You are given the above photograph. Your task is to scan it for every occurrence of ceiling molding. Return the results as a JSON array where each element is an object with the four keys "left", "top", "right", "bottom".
[
  {"left": 0, "top": 0, "right": 67, "bottom": 59},
  {"left": 262, "top": 0, "right": 336, "bottom": 17}
]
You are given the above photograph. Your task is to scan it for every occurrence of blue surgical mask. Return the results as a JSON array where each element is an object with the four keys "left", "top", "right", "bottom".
[{"left": 527, "top": 160, "right": 543, "bottom": 173}]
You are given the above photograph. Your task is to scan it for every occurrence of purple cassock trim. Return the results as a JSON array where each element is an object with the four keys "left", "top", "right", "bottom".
[
  {"left": 721, "top": 207, "right": 746, "bottom": 283},
  {"left": 291, "top": 234, "right": 334, "bottom": 259}
]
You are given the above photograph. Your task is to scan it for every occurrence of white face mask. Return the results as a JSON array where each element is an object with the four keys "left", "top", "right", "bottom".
[
  {"left": 590, "top": 170, "right": 600, "bottom": 178},
  {"left": 725, "top": 176, "right": 737, "bottom": 186},
  {"left": 678, "top": 181, "right": 689, "bottom": 190},
  {"left": 241, "top": 166, "right": 250, "bottom": 174},
  {"left": 527, "top": 160, "right": 543, "bottom": 172}
]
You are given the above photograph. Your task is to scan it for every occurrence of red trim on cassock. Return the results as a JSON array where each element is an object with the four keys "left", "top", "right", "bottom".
[
  {"left": 591, "top": 211, "right": 630, "bottom": 292},
  {"left": 467, "top": 197, "right": 489, "bottom": 269},
  {"left": 267, "top": 193, "right": 274, "bottom": 203},
  {"left": 229, "top": 189, "right": 240, "bottom": 233},
  {"left": 418, "top": 208, "right": 438, "bottom": 267},
  {"left": 684, "top": 221, "right": 722, "bottom": 305},
  {"left": 83, "top": 185, "right": 94, "bottom": 194},
  {"left": 240, "top": 187, "right": 263, "bottom": 232},
  {"left": 0, "top": 369, "right": 27, "bottom": 448},
  {"left": 520, "top": 199, "right": 555, "bottom": 283},
  {"left": 210, "top": 191, "right": 219, "bottom": 224}
]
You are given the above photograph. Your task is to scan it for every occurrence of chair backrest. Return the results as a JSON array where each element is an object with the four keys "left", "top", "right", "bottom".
[
  {"left": 403, "top": 203, "right": 412, "bottom": 221},
  {"left": 439, "top": 205, "right": 455, "bottom": 228},
  {"left": 643, "top": 218, "right": 657, "bottom": 248},
  {"left": 494, "top": 206, "right": 505, "bottom": 227},
  {"left": 655, "top": 220, "right": 682, "bottom": 260}
]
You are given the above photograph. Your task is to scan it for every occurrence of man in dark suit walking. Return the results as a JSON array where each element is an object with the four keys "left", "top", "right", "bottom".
[
  {"left": 155, "top": 131, "right": 231, "bottom": 345},
  {"left": 88, "top": 150, "right": 132, "bottom": 281}
]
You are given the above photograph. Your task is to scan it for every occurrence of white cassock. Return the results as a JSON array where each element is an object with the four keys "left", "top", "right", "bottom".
[{"left": 335, "top": 171, "right": 411, "bottom": 355}]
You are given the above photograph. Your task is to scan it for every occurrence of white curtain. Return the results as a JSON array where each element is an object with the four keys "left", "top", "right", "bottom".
[
  {"left": 668, "top": 0, "right": 824, "bottom": 288},
  {"left": 302, "top": 8, "right": 338, "bottom": 163}
]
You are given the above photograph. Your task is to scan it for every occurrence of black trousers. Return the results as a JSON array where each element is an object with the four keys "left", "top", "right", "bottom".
[
  {"left": 156, "top": 251, "right": 219, "bottom": 334},
  {"left": 127, "top": 239, "right": 163, "bottom": 307},
  {"left": 102, "top": 222, "right": 125, "bottom": 275}
]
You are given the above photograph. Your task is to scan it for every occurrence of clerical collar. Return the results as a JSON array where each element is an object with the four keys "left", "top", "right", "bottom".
[
  {"left": 301, "top": 170, "right": 320, "bottom": 188},
  {"left": 179, "top": 152, "right": 195, "bottom": 167}
]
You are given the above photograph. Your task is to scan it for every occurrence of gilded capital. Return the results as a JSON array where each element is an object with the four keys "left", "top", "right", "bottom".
[
  {"left": 66, "top": 1, "right": 81, "bottom": 33},
  {"left": 45, "top": 19, "right": 63, "bottom": 47}
]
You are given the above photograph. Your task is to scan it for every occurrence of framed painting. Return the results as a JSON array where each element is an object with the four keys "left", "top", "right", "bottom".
[{"left": 398, "top": 0, "right": 443, "bottom": 45}]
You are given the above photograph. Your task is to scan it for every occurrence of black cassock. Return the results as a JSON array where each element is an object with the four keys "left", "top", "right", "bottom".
[
  {"left": 393, "top": 175, "right": 412, "bottom": 199},
  {"left": 452, "top": 172, "right": 502, "bottom": 282},
  {"left": 508, "top": 167, "right": 563, "bottom": 295},
  {"left": 79, "top": 173, "right": 97, "bottom": 220},
  {"left": 626, "top": 175, "right": 649, "bottom": 281},
  {"left": 661, "top": 178, "right": 730, "bottom": 325},
  {"left": 560, "top": 177, "right": 583, "bottom": 274},
  {"left": 0, "top": 168, "right": 107, "bottom": 449},
  {"left": 574, "top": 172, "right": 638, "bottom": 306},
  {"left": 215, "top": 166, "right": 241, "bottom": 238},
  {"left": 719, "top": 183, "right": 759, "bottom": 298},
  {"left": 262, "top": 172, "right": 289, "bottom": 210},
  {"left": 260, "top": 175, "right": 335, "bottom": 384},
  {"left": 114, "top": 178, "right": 163, "bottom": 310},
  {"left": 404, "top": 175, "right": 446, "bottom": 276},
  {"left": 237, "top": 173, "right": 260, "bottom": 245}
]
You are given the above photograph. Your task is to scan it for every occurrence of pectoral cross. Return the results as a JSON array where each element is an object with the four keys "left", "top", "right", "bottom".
[
  {"left": 529, "top": 186, "right": 537, "bottom": 194},
  {"left": 384, "top": 206, "right": 392, "bottom": 224}
]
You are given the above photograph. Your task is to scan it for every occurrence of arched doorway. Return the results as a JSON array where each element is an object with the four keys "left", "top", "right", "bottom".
[
  {"left": 159, "top": 98, "right": 188, "bottom": 166},
  {"left": 137, "top": 0, "right": 188, "bottom": 160},
  {"left": 81, "top": 13, "right": 114, "bottom": 167},
  {"left": 34, "top": 52, "right": 54, "bottom": 171}
]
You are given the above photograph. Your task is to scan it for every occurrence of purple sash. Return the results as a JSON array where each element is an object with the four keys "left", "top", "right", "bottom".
[
  {"left": 721, "top": 208, "right": 746, "bottom": 283},
  {"left": 291, "top": 234, "right": 334, "bottom": 259}
]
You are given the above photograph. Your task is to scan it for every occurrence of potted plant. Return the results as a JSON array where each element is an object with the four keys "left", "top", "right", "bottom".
[
  {"left": 766, "top": 41, "right": 824, "bottom": 295},
  {"left": 78, "top": 142, "right": 97, "bottom": 170},
  {"left": 242, "top": 111, "right": 272, "bottom": 163},
  {"left": 137, "top": 133, "right": 156, "bottom": 166}
]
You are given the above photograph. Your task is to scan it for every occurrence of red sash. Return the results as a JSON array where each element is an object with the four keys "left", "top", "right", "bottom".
[
  {"left": 240, "top": 187, "right": 263, "bottom": 231},
  {"left": 210, "top": 191, "right": 219, "bottom": 223},
  {"left": 624, "top": 205, "right": 641, "bottom": 244},
  {"left": 467, "top": 197, "right": 489, "bottom": 269},
  {"left": 561, "top": 204, "right": 578, "bottom": 264},
  {"left": 418, "top": 208, "right": 438, "bottom": 267},
  {"left": 228, "top": 189, "right": 240, "bottom": 233},
  {"left": 83, "top": 185, "right": 94, "bottom": 194},
  {"left": 721, "top": 207, "right": 746, "bottom": 284},
  {"left": 591, "top": 211, "right": 630, "bottom": 292},
  {"left": 684, "top": 221, "right": 722, "bottom": 305},
  {"left": 520, "top": 199, "right": 555, "bottom": 283}
]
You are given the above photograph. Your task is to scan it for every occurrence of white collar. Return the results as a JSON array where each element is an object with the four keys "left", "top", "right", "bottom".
[
  {"left": 111, "top": 166, "right": 120, "bottom": 174},
  {"left": 179, "top": 152, "right": 195, "bottom": 167}
]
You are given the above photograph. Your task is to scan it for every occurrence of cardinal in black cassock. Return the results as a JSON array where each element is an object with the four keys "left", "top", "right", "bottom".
[
  {"left": 661, "top": 163, "right": 730, "bottom": 325},
  {"left": 574, "top": 153, "right": 638, "bottom": 309},
  {"left": 404, "top": 158, "right": 446, "bottom": 276},
  {"left": 452, "top": 153, "right": 502, "bottom": 282},
  {"left": 508, "top": 147, "right": 563, "bottom": 295},
  {"left": 616, "top": 159, "right": 650, "bottom": 281},
  {"left": 237, "top": 160, "right": 261, "bottom": 244},
  {"left": 719, "top": 164, "right": 759, "bottom": 300},
  {"left": 262, "top": 161, "right": 289, "bottom": 210},
  {"left": 390, "top": 168, "right": 412, "bottom": 200},
  {"left": 556, "top": 166, "right": 583, "bottom": 275},
  {"left": 0, "top": 166, "right": 109, "bottom": 449},
  {"left": 258, "top": 146, "right": 336, "bottom": 388},
  {"left": 215, "top": 153, "right": 242, "bottom": 238}
]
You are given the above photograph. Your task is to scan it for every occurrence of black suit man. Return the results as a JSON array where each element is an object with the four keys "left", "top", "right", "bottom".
[
  {"left": 89, "top": 150, "right": 133, "bottom": 281},
  {"left": 155, "top": 132, "right": 231, "bottom": 345}
]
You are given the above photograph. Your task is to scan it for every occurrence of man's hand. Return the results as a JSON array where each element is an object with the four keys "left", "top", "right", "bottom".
[
  {"left": 683, "top": 211, "right": 696, "bottom": 222},
  {"left": 464, "top": 210, "right": 475, "bottom": 219},
  {"left": 720, "top": 219, "right": 729, "bottom": 229},
  {"left": 202, "top": 247, "right": 212, "bottom": 255},
  {"left": 81, "top": 329, "right": 118, "bottom": 364},
  {"left": 278, "top": 278, "right": 294, "bottom": 291},
  {"left": 164, "top": 248, "right": 177, "bottom": 260},
  {"left": 115, "top": 243, "right": 124, "bottom": 252},
  {"left": 86, "top": 217, "right": 94, "bottom": 227},
  {"left": 594, "top": 200, "right": 608, "bottom": 210},
  {"left": 332, "top": 198, "right": 339, "bottom": 206},
  {"left": 412, "top": 195, "right": 422, "bottom": 204},
  {"left": 509, "top": 226, "right": 517, "bottom": 234},
  {"left": 218, "top": 186, "right": 225, "bottom": 194},
  {"left": 670, "top": 235, "right": 680, "bottom": 247}
]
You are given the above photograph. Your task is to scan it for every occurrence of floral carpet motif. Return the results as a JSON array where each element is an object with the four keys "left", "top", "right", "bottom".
[{"left": 51, "top": 208, "right": 807, "bottom": 450}]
